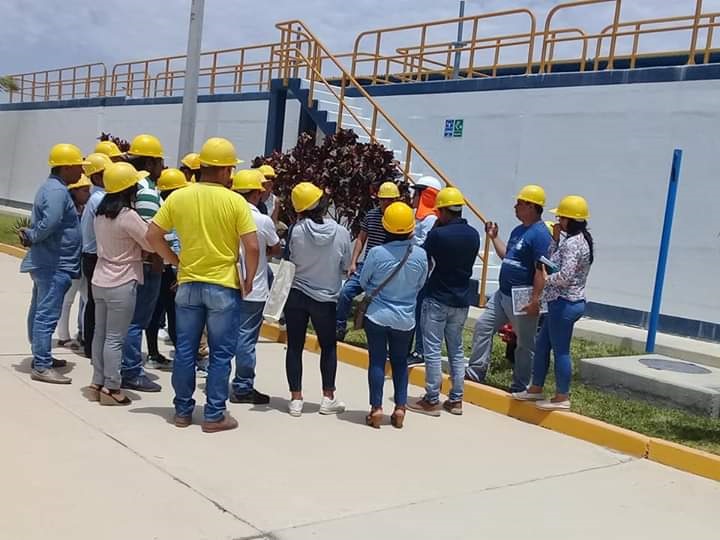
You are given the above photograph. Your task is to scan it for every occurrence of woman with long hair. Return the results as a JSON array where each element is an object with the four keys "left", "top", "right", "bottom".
[
  {"left": 512, "top": 195, "right": 593, "bottom": 410},
  {"left": 359, "top": 202, "right": 428, "bottom": 428},
  {"left": 89, "top": 162, "right": 155, "bottom": 405}
]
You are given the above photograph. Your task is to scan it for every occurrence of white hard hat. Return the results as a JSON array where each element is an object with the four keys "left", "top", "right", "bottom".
[{"left": 414, "top": 175, "right": 443, "bottom": 191}]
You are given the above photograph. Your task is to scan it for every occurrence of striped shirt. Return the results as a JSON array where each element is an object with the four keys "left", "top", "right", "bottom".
[
  {"left": 136, "top": 177, "right": 161, "bottom": 222},
  {"left": 361, "top": 207, "right": 387, "bottom": 258}
]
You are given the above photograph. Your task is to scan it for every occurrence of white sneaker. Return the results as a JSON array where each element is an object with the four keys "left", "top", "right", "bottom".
[
  {"left": 319, "top": 396, "right": 346, "bottom": 415},
  {"left": 158, "top": 328, "right": 171, "bottom": 343},
  {"left": 536, "top": 399, "right": 571, "bottom": 411},
  {"left": 511, "top": 390, "right": 546, "bottom": 401},
  {"left": 288, "top": 399, "right": 304, "bottom": 417}
]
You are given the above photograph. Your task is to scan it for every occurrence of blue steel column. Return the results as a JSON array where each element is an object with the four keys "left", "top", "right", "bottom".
[
  {"left": 646, "top": 149, "right": 683, "bottom": 353},
  {"left": 264, "top": 80, "right": 288, "bottom": 155}
]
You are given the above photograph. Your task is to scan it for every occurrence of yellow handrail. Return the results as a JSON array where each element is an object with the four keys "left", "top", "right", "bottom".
[{"left": 275, "top": 20, "right": 494, "bottom": 305}]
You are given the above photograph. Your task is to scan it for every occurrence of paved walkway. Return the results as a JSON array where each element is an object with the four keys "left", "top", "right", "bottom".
[{"left": 0, "top": 254, "right": 718, "bottom": 540}]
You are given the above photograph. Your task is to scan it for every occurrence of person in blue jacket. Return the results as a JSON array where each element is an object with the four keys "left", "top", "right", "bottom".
[{"left": 19, "top": 144, "right": 86, "bottom": 384}]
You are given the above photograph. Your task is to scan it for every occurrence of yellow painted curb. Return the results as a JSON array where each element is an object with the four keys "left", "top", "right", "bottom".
[
  {"left": 648, "top": 438, "right": 720, "bottom": 482},
  {"left": 0, "top": 242, "right": 26, "bottom": 258}
]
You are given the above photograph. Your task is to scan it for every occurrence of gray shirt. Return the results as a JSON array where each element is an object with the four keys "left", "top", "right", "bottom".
[{"left": 288, "top": 217, "right": 351, "bottom": 303}]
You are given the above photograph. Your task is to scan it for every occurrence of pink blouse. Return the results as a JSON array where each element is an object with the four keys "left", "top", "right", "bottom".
[{"left": 92, "top": 208, "right": 154, "bottom": 288}]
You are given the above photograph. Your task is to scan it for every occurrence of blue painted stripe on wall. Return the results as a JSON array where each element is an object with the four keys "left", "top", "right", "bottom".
[{"left": 0, "top": 92, "right": 271, "bottom": 111}]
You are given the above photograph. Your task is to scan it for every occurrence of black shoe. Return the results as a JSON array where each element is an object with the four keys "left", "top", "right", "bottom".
[
  {"left": 121, "top": 374, "right": 162, "bottom": 392},
  {"left": 230, "top": 389, "right": 271, "bottom": 405},
  {"left": 51, "top": 357, "right": 67, "bottom": 368},
  {"left": 407, "top": 352, "right": 424, "bottom": 366},
  {"left": 336, "top": 328, "right": 347, "bottom": 342},
  {"left": 146, "top": 353, "right": 172, "bottom": 370}
]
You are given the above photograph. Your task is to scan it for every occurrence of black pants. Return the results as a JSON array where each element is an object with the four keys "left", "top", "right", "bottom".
[
  {"left": 146, "top": 266, "right": 177, "bottom": 356},
  {"left": 81, "top": 253, "right": 98, "bottom": 359},
  {"left": 285, "top": 288, "right": 337, "bottom": 392}
]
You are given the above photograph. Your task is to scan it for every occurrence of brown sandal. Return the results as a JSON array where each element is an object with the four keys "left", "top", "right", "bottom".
[
  {"left": 87, "top": 384, "right": 102, "bottom": 402},
  {"left": 391, "top": 406, "right": 406, "bottom": 429},
  {"left": 99, "top": 389, "right": 132, "bottom": 406},
  {"left": 365, "top": 407, "right": 383, "bottom": 429}
]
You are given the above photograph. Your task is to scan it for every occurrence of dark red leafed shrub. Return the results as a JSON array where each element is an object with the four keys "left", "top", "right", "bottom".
[
  {"left": 252, "top": 129, "right": 409, "bottom": 237},
  {"left": 99, "top": 132, "right": 130, "bottom": 152}
]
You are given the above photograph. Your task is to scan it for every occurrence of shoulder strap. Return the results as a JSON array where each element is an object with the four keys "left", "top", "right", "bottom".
[
  {"left": 367, "top": 244, "right": 413, "bottom": 300},
  {"left": 283, "top": 223, "right": 296, "bottom": 261}
]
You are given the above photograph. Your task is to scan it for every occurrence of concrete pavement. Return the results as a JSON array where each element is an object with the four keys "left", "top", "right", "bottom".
[{"left": 1, "top": 253, "right": 718, "bottom": 540}]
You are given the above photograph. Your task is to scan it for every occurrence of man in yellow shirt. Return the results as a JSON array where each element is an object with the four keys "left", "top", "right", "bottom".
[{"left": 147, "top": 137, "right": 259, "bottom": 433}]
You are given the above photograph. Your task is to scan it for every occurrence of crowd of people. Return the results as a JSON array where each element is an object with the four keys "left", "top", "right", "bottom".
[{"left": 19, "top": 132, "right": 593, "bottom": 432}]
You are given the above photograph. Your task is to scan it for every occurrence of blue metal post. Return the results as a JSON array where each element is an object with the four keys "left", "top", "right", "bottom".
[{"left": 646, "top": 149, "right": 683, "bottom": 353}]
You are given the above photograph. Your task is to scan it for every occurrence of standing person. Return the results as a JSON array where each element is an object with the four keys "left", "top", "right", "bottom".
[
  {"left": 408, "top": 187, "right": 480, "bottom": 417},
  {"left": 512, "top": 196, "right": 593, "bottom": 410},
  {"left": 94, "top": 140, "right": 126, "bottom": 163},
  {"left": 257, "top": 164, "right": 280, "bottom": 223},
  {"left": 229, "top": 169, "right": 281, "bottom": 404},
  {"left": 19, "top": 144, "right": 86, "bottom": 384},
  {"left": 407, "top": 175, "right": 442, "bottom": 365},
  {"left": 284, "top": 182, "right": 351, "bottom": 417},
  {"left": 465, "top": 185, "right": 551, "bottom": 393},
  {"left": 179, "top": 152, "right": 200, "bottom": 182},
  {"left": 80, "top": 152, "right": 113, "bottom": 358},
  {"left": 335, "top": 181, "right": 399, "bottom": 341},
  {"left": 359, "top": 202, "right": 428, "bottom": 428},
  {"left": 145, "top": 168, "right": 188, "bottom": 369},
  {"left": 57, "top": 174, "right": 92, "bottom": 348},
  {"left": 147, "top": 137, "right": 259, "bottom": 433},
  {"left": 120, "top": 133, "right": 165, "bottom": 392},
  {"left": 90, "top": 162, "right": 156, "bottom": 405}
]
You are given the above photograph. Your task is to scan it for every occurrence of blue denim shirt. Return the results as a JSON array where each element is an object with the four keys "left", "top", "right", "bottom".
[
  {"left": 80, "top": 185, "right": 105, "bottom": 254},
  {"left": 359, "top": 240, "right": 428, "bottom": 331},
  {"left": 20, "top": 175, "right": 81, "bottom": 276}
]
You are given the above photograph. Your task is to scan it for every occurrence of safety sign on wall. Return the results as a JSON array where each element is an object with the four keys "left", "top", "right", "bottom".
[{"left": 444, "top": 119, "right": 464, "bottom": 138}]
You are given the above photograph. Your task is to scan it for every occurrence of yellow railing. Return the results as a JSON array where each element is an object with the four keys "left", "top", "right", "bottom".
[
  {"left": 6, "top": 63, "right": 106, "bottom": 103},
  {"left": 275, "top": 21, "right": 493, "bottom": 304}
]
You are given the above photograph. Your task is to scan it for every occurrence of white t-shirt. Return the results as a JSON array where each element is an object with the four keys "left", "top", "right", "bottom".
[{"left": 239, "top": 203, "right": 280, "bottom": 302}]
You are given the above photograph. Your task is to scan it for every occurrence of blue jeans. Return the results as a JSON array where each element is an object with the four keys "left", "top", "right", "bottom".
[
  {"left": 532, "top": 298, "right": 585, "bottom": 395},
  {"left": 120, "top": 265, "right": 162, "bottom": 380},
  {"left": 231, "top": 300, "right": 266, "bottom": 395},
  {"left": 410, "top": 285, "right": 427, "bottom": 356},
  {"left": 422, "top": 297, "right": 469, "bottom": 403},
  {"left": 467, "top": 290, "right": 539, "bottom": 393},
  {"left": 27, "top": 270, "right": 73, "bottom": 370},
  {"left": 336, "top": 262, "right": 363, "bottom": 331},
  {"left": 173, "top": 282, "right": 240, "bottom": 422},
  {"left": 364, "top": 318, "right": 413, "bottom": 407}
]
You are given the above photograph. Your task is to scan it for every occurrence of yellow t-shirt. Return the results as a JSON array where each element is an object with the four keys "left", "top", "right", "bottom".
[{"left": 152, "top": 183, "right": 257, "bottom": 289}]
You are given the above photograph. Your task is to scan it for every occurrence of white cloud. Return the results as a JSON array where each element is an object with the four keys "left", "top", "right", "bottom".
[{"left": 2, "top": 0, "right": 718, "bottom": 75}]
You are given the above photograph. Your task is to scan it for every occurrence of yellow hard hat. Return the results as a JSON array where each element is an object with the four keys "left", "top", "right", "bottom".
[
  {"left": 103, "top": 162, "right": 146, "bottom": 194},
  {"left": 232, "top": 169, "right": 266, "bottom": 192},
  {"left": 291, "top": 182, "right": 324, "bottom": 213},
  {"left": 48, "top": 144, "right": 91, "bottom": 167},
  {"left": 516, "top": 184, "right": 546, "bottom": 206},
  {"left": 198, "top": 137, "right": 243, "bottom": 167},
  {"left": 435, "top": 186, "right": 465, "bottom": 209},
  {"left": 180, "top": 152, "right": 200, "bottom": 170},
  {"left": 382, "top": 202, "right": 415, "bottom": 234},
  {"left": 127, "top": 134, "right": 164, "bottom": 159},
  {"left": 378, "top": 181, "right": 400, "bottom": 199},
  {"left": 67, "top": 175, "right": 92, "bottom": 190},
  {"left": 551, "top": 195, "right": 590, "bottom": 220},
  {"left": 94, "top": 140, "right": 124, "bottom": 158},
  {"left": 157, "top": 168, "right": 189, "bottom": 192},
  {"left": 83, "top": 152, "right": 112, "bottom": 177},
  {"left": 258, "top": 164, "right": 277, "bottom": 179}
]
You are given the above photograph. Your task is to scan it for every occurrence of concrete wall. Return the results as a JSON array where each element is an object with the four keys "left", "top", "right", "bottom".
[
  {"left": 0, "top": 97, "right": 300, "bottom": 206},
  {"left": 371, "top": 80, "right": 720, "bottom": 325}
]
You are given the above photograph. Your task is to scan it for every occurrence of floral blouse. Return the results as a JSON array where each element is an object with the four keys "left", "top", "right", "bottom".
[{"left": 543, "top": 233, "right": 592, "bottom": 303}]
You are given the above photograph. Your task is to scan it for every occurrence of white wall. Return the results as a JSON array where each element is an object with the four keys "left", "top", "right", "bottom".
[
  {"left": 375, "top": 80, "right": 720, "bottom": 324},
  {"left": 0, "top": 98, "right": 295, "bottom": 206}
]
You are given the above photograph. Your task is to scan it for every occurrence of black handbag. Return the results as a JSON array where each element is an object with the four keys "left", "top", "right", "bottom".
[{"left": 354, "top": 244, "right": 413, "bottom": 331}]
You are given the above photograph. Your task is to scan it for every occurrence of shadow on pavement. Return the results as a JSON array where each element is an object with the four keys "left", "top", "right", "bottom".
[{"left": 128, "top": 406, "right": 177, "bottom": 425}]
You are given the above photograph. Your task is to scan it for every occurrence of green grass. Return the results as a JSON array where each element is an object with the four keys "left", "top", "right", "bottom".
[
  {"left": 0, "top": 213, "right": 26, "bottom": 247},
  {"left": 343, "top": 326, "right": 720, "bottom": 455}
]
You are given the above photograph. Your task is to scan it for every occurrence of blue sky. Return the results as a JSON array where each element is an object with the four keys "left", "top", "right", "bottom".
[{"left": 2, "top": 0, "right": 718, "bottom": 75}]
